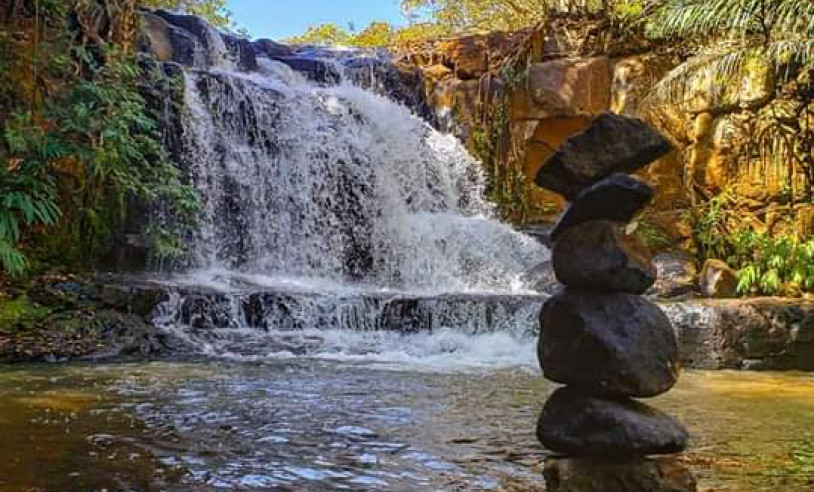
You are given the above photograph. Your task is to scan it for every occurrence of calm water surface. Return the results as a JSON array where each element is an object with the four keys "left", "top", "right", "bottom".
[{"left": 0, "top": 362, "right": 812, "bottom": 491}]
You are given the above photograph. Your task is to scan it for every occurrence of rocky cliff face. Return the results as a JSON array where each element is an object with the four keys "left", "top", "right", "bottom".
[{"left": 391, "top": 17, "right": 813, "bottom": 247}]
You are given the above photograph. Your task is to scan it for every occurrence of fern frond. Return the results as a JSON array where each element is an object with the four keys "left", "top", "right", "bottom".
[{"left": 0, "top": 238, "right": 27, "bottom": 276}]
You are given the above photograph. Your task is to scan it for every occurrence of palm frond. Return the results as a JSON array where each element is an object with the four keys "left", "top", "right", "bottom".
[
  {"left": 648, "top": 0, "right": 814, "bottom": 41},
  {"left": 643, "top": 39, "right": 814, "bottom": 109}
]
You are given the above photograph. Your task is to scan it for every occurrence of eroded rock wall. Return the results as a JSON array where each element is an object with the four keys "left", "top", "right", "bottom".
[{"left": 393, "top": 18, "right": 813, "bottom": 245}]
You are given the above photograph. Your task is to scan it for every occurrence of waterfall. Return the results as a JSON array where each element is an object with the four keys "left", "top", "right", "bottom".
[{"left": 148, "top": 16, "right": 550, "bottom": 369}]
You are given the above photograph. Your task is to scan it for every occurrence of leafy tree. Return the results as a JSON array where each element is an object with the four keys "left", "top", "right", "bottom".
[
  {"left": 285, "top": 23, "right": 353, "bottom": 46},
  {"left": 644, "top": 0, "right": 814, "bottom": 223},
  {"left": 353, "top": 22, "right": 396, "bottom": 47},
  {"left": 140, "top": 0, "right": 232, "bottom": 28},
  {"left": 0, "top": 0, "right": 197, "bottom": 275},
  {"left": 646, "top": 0, "right": 814, "bottom": 105},
  {"left": 400, "top": 0, "right": 616, "bottom": 32}
]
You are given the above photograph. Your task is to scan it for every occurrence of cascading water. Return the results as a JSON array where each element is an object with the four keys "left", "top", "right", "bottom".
[{"left": 152, "top": 21, "right": 549, "bottom": 369}]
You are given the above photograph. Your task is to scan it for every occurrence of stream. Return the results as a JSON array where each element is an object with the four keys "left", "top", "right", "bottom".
[{"left": 1, "top": 361, "right": 812, "bottom": 491}]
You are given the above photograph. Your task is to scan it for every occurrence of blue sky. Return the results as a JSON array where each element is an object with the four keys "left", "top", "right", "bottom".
[{"left": 229, "top": 0, "right": 406, "bottom": 40}]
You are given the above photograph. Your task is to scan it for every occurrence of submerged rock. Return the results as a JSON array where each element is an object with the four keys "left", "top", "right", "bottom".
[
  {"left": 534, "top": 112, "right": 673, "bottom": 200},
  {"left": 537, "top": 387, "right": 689, "bottom": 457},
  {"left": 553, "top": 220, "right": 656, "bottom": 294},
  {"left": 539, "top": 291, "right": 679, "bottom": 397},
  {"left": 550, "top": 174, "right": 654, "bottom": 241},
  {"left": 544, "top": 456, "right": 697, "bottom": 492}
]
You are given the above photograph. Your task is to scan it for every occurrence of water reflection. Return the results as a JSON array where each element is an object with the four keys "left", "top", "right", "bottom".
[{"left": 0, "top": 362, "right": 812, "bottom": 491}]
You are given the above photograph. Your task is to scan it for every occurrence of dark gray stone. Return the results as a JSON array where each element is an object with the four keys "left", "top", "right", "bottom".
[
  {"left": 648, "top": 252, "right": 698, "bottom": 299},
  {"left": 276, "top": 57, "right": 341, "bottom": 84},
  {"left": 553, "top": 220, "right": 656, "bottom": 294},
  {"left": 223, "top": 34, "right": 257, "bottom": 71},
  {"left": 534, "top": 112, "right": 673, "bottom": 200},
  {"left": 544, "top": 456, "right": 697, "bottom": 492},
  {"left": 550, "top": 173, "right": 654, "bottom": 241},
  {"left": 539, "top": 291, "right": 679, "bottom": 397},
  {"left": 165, "top": 24, "right": 200, "bottom": 66},
  {"left": 253, "top": 39, "right": 294, "bottom": 59},
  {"left": 537, "top": 387, "right": 690, "bottom": 457}
]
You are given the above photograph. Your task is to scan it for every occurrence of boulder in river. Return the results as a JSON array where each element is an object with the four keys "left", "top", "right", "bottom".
[
  {"left": 553, "top": 220, "right": 656, "bottom": 294},
  {"left": 550, "top": 174, "right": 654, "bottom": 241},
  {"left": 539, "top": 290, "right": 679, "bottom": 397},
  {"left": 534, "top": 112, "right": 673, "bottom": 200},
  {"left": 537, "top": 387, "right": 689, "bottom": 457},
  {"left": 544, "top": 456, "right": 697, "bottom": 492}
]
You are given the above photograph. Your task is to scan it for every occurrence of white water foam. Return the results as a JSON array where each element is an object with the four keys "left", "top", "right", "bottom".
[{"left": 160, "top": 30, "right": 550, "bottom": 370}]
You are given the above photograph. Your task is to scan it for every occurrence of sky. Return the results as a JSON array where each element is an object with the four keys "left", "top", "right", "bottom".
[{"left": 228, "top": 0, "right": 406, "bottom": 40}]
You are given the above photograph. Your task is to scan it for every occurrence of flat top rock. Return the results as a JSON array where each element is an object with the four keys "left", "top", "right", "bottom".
[{"left": 535, "top": 112, "right": 672, "bottom": 200}]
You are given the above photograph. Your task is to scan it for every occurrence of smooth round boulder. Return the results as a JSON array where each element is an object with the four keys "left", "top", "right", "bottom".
[
  {"left": 538, "top": 290, "right": 679, "bottom": 397},
  {"left": 553, "top": 220, "right": 656, "bottom": 294},
  {"left": 537, "top": 387, "right": 690, "bottom": 457}
]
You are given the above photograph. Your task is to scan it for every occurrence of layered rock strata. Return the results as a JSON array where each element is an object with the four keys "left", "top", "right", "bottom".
[{"left": 534, "top": 113, "right": 697, "bottom": 491}]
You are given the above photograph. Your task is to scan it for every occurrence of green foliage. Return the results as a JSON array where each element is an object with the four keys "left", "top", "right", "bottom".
[
  {"left": 635, "top": 221, "right": 672, "bottom": 251},
  {"left": 401, "top": 0, "right": 643, "bottom": 33},
  {"left": 353, "top": 22, "right": 397, "bottom": 47},
  {"left": 286, "top": 21, "right": 432, "bottom": 48},
  {"left": 285, "top": 23, "right": 354, "bottom": 46},
  {"left": 140, "top": 0, "right": 232, "bottom": 28},
  {"left": 693, "top": 191, "right": 814, "bottom": 296},
  {"left": 729, "top": 231, "right": 814, "bottom": 295},
  {"left": 0, "top": 1, "right": 197, "bottom": 276},
  {"left": 645, "top": 0, "right": 814, "bottom": 109}
]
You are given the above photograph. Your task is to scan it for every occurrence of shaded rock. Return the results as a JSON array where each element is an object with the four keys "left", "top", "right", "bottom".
[
  {"left": 550, "top": 173, "right": 654, "bottom": 241},
  {"left": 537, "top": 387, "right": 689, "bottom": 457},
  {"left": 539, "top": 290, "right": 679, "bottom": 397},
  {"left": 99, "top": 284, "right": 167, "bottom": 318},
  {"left": 662, "top": 297, "right": 814, "bottom": 370},
  {"left": 140, "top": 11, "right": 173, "bottom": 62},
  {"left": 534, "top": 112, "right": 672, "bottom": 200},
  {"left": 165, "top": 24, "right": 200, "bottom": 66},
  {"left": 223, "top": 34, "right": 257, "bottom": 71},
  {"left": 253, "top": 38, "right": 294, "bottom": 59},
  {"left": 649, "top": 252, "right": 698, "bottom": 298},
  {"left": 276, "top": 57, "right": 341, "bottom": 84},
  {"left": 553, "top": 220, "right": 655, "bottom": 294},
  {"left": 544, "top": 456, "right": 697, "bottom": 492},
  {"left": 437, "top": 35, "right": 488, "bottom": 79},
  {"left": 699, "top": 259, "right": 739, "bottom": 299}
]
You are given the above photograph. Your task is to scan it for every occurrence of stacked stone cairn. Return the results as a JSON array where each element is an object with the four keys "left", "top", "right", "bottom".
[{"left": 533, "top": 113, "right": 697, "bottom": 492}]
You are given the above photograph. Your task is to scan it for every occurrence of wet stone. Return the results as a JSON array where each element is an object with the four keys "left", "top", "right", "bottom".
[
  {"left": 537, "top": 387, "right": 690, "bottom": 457},
  {"left": 553, "top": 220, "right": 656, "bottom": 294},
  {"left": 534, "top": 112, "right": 673, "bottom": 200},
  {"left": 550, "top": 173, "right": 654, "bottom": 241},
  {"left": 544, "top": 456, "right": 697, "bottom": 492},
  {"left": 538, "top": 290, "right": 679, "bottom": 398}
]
